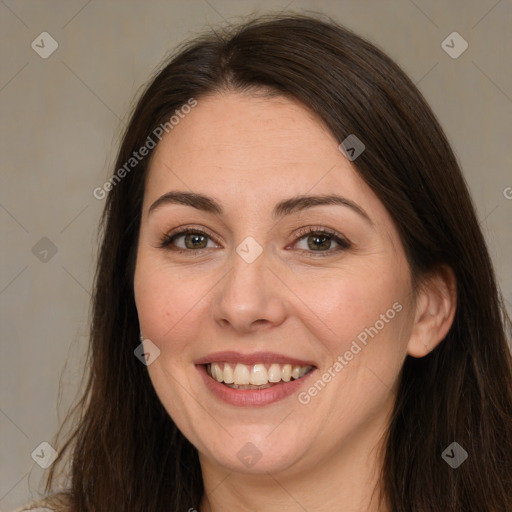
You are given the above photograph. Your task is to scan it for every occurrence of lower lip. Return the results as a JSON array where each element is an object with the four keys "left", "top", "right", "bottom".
[{"left": 197, "top": 364, "right": 317, "bottom": 407}]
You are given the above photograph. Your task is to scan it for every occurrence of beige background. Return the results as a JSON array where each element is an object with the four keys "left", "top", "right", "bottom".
[{"left": 1, "top": 0, "right": 511, "bottom": 509}]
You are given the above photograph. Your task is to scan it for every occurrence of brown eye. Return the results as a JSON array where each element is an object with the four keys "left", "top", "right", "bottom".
[
  {"left": 294, "top": 228, "right": 351, "bottom": 255},
  {"left": 306, "top": 233, "right": 333, "bottom": 251},
  {"left": 182, "top": 232, "right": 209, "bottom": 249},
  {"left": 160, "top": 229, "right": 218, "bottom": 251}
]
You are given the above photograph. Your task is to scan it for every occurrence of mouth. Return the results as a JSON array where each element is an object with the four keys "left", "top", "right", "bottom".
[
  {"left": 205, "top": 362, "right": 314, "bottom": 390},
  {"left": 195, "top": 351, "right": 317, "bottom": 406}
]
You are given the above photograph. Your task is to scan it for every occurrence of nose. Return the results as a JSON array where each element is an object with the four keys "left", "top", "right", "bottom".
[{"left": 211, "top": 247, "right": 288, "bottom": 334}]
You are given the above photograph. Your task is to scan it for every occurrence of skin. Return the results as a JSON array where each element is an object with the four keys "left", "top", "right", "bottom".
[{"left": 133, "top": 91, "right": 456, "bottom": 512}]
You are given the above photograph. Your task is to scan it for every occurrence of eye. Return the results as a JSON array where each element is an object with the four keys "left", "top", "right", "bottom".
[
  {"left": 292, "top": 227, "right": 351, "bottom": 256},
  {"left": 159, "top": 228, "right": 219, "bottom": 252},
  {"left": 159, "top": 226, "right": 351, "bottom": 257}
]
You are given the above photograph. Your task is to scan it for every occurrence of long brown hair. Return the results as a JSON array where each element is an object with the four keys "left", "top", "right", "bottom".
[{"left": 45, "top": 14, "right": 512, "bottom": 512}]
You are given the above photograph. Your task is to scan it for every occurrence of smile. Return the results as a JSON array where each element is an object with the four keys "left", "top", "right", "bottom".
[
  {"left": 206, "top": 362, "right": 314, "bottom": 389},
  {"left": 195, "top": 352, "right": 317, "bottom": 406}
]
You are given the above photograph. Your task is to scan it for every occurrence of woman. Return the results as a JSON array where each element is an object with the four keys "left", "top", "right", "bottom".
[{"left": 19, "top": 13, "right": 512, "bottom": 512}]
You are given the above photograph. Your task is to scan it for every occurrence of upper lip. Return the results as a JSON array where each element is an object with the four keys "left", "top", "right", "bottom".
[{"left": 195, "top": 351, "right": 317, "bottom": 367}]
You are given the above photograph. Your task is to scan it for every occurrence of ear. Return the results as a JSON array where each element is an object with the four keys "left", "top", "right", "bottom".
[{"left": 407, "top": 265, "right": 457, "bottom": 358}]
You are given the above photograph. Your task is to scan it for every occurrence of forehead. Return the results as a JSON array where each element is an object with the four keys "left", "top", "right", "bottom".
[
  {"left": 150, "top": 93, "right": 339, "bottom": 173},
  {"left": 143, "top": 92, "right": 387, "bottom": 225}
]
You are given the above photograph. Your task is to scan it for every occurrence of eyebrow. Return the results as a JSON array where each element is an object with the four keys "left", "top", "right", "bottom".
[{"left": 148, "top": 191, "right": 373, "bottom": 225}]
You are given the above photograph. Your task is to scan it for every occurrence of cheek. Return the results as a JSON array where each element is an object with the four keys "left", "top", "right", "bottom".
[
  {"left": 134, "top": 254, "right": 208, "bottom": 350},
  {"left": 299, "top": 261, "right": 411, "bottom": 364}
]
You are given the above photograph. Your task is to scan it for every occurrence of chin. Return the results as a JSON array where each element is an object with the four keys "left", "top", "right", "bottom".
[{"left": 197, "top": 427, "right": 311, "bottom": 475}]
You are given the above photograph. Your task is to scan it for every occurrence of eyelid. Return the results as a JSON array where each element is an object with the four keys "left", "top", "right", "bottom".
[
  {"left": 293, "top": 225, "right": 346, "bottom": 241},
  {"left": 158, "top": 224, "right": 222, "bottom": 249}
]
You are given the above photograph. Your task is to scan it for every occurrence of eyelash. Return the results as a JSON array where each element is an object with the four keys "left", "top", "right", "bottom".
[{"left": 159, "top": 225, "right": 351, "bottom": 258}]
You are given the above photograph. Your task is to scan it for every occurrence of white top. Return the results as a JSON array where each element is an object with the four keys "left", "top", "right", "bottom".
[{"left": 13, "top": 506, "right": 54, "bottom": 512}]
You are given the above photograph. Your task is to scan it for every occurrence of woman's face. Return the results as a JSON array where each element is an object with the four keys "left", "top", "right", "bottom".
[{"left": 134, "top": 92, "right": 417, "bottom": 476}]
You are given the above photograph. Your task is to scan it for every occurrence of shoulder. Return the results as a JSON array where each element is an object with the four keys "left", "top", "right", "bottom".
[
  {"left": 13, "top": 494, "right": 72, "bottom": 512},
  {"left": 13, "top": 506, "right": 54, "bottom": 512},
  {"left": 14, "top": 508, "right": 54, "bottom": 512}
]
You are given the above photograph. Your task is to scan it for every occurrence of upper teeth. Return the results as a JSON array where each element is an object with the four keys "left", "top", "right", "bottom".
[{"left": 207, "top": 362, "right": 312, "bottom": 386}]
